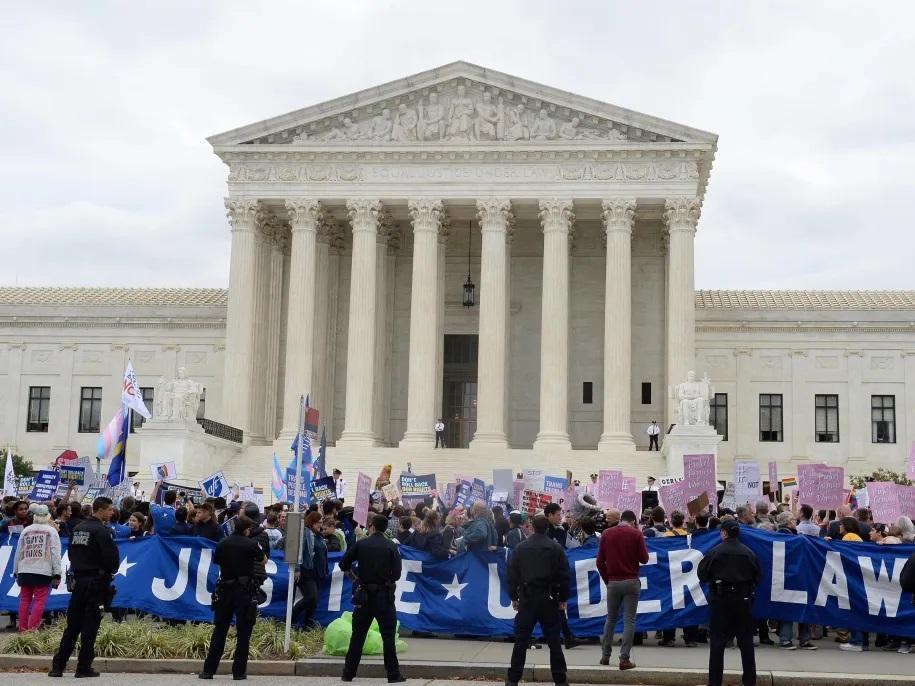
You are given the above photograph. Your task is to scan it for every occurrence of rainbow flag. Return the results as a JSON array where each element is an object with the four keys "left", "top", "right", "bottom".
[{"left": 781, "top": 476, "right": 798, "bottom": 488}]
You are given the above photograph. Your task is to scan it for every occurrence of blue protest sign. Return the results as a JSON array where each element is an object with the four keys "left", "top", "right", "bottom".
[
  {"left": 311, "top": 476, "right": 336, "bottom": 502},
  {"left": 286, "top": 468, "right": 310, "bottom": 506},
  {"left": 29, "top": 470, "right": 60, "bottom": 501},
  {"left": 59, "top": 465, "right": 86, "bottom": 485},
  {"left": 199, "top": 471, "right": 229, "bottom": 499}
]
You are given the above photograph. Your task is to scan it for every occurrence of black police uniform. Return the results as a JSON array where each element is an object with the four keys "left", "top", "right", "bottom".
[
  {"left": 338, "top": 531, "right": 403, "bottom": 682},
  {"left": 201, "top": 531, "right": 265, "bottom": 679},
  {"left": 697, "top": 528, "right": 762, "bottom": 686},
  {"left": 506, "top": 531, "right": 569, "bottom": 686},
  {"left": 51, "top": 516, "right": 120, "bottom": 676}
]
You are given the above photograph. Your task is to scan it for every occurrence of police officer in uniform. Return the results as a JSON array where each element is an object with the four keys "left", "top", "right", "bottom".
[
  {"left": 49, "top": 496, "right": 120, "bottom": 678},
  {"left": 697, "top": 519, "right": 761, "bottom": 686},
  {"left": 199, "top": 516, "right": 267, "bottom": 681},
  {"left": 339, "top": 513, "right": 405, "bottom": 683},
  {"left": 506, "top": 514, "right": 570, "bottom": 686}
]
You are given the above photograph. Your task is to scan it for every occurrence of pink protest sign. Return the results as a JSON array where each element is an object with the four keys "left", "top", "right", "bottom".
[
  {"left": 796, "top": 463, "right": 844, "bottom": 510},
  {"left": 660, "top": 481, "right": 687, "bottom": 515},
  {"left": 683, "top": 454, "right": 717, "bottom": 500},
  {"left": 907, "top": 443, "right": 915, "bottom": 481},
  {"left": 513, "top": 480, "right": 525, "bottom": 510},
  {"left": 597, "top": 470, "right": 622, "bottom": 508},
  {"left": 898, "top": 485, "right": 915, "bottom": 520},
  {"left": 768, "top": 462, "right": 778, "bottom": 490},
  {"left": 620, "top": 476, "right": 637, "bottom": 493},
  {"left": 352, "top": 472, "right": 373, "bottom": 526},
  {"left": 867, "top": 482, "right": 904, "bottom": 525},
  {"left": 616, "top": 491, "right": 643, "bottom": 514}
]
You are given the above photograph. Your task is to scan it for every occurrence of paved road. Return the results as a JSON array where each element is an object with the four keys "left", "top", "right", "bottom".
[{"left": 3, "top": 678, "right": 506, "bottom": 686}]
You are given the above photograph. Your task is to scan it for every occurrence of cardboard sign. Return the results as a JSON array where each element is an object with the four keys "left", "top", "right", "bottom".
[
  {"left": 797, "top": 463, "right": 844, "bottom": 509},
  {"left": 381, "top": 482, "right": 401, "bottom": 503},
  {"left": 719, "top": 482, "right": 737, "bottom": 511},
  {"left": 687, "top": 491, "right": 710, "bottom": 517},
  {"left": 683, "top": 454, "right": 716, "bottom": 501},
  {"left": 200, "top": 471, "right": 230, "bottom": 499},
  {"left": 59, "top": 465, "right": 86, "bottom": 485},
  {"left": 352, "top": 472, "right": 373, "bottom": 527},
  {"left": 311, "top": 476, "right": 337, "bottom": 502},
  {"left": 150, "top": 461, "right": 177, "bottom": 482},
  {"left": 29, "top": 470, "right": 60, "bottom": 501}
]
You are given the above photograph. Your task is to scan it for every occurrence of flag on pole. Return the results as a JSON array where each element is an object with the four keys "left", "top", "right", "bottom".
[
  {"left": 97, "top": 407, "right": 130, "bottom": 486},
  {"left": 271, "top": 453, "right": 286, "bottom": 502},
  {"left": 2, "top": 447, "right": 15, "bottom": 497},
  {"left": 314, "top": 426, "right": 327, "bottom": 480},
  {"left": 122, "top": 360, "right": 151, "bottom": 420}
]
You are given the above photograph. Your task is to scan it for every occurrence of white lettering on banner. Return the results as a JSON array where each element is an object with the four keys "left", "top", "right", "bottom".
[
  {"left": 667, "top": 549, "right": 707, "bottom": 610},
  {"left": 575, "top": 558, "right": 608, "bottom": 618},
  {"left": 771, "top": 541, "right": 808, "bottom": 605},
  {"left": 637, "top": 552, "right": 662, "bottom": 614},
  {"left": 328, "top": 565, "right": 344, "bottom": 612},
  {"left": 152, "top": 547, "right": 192, "bottom": 601},
  {"left": 487, "top": 563, "right": 516, "bottom": 619},
  {"left": 195, "top": 548, "right": 213, "bottom": 606},
  {"left": 857, "top": 556, "right": 907, "bottom": 617},
  {"left": 815, "top": 550, "right": 850, "bottom": 610},
  {"left": 395, "top": 559, "right": 422, "bottom": 614},
  {"left": 50, "top": 551, "right": 70, "bottom": 596},
  {"left": 258, "top": 558, "right": 276, "bottom": 609},
  {"left": 0, "top": 547, "right": 15, "bottom": 597}
]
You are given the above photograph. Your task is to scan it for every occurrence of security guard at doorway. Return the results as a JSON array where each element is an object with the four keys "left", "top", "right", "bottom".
[
  {"left": 339, "top": 513, "right": 405, "bottom": 683},
  {"left": 50, "top": 496, "right": 120, "bottom": 678},
  {"left": 506, "top": 513, "right": 570, "bottom": 686},
  {"left": 199, "top": 516, "right": 267, "bottom": 681},
  {"left": 697, "top": 519, "right": 762, "bottom": 686}
]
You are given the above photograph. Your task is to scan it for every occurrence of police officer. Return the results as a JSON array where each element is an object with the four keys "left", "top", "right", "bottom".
[
  {"left": 49, "top": 496, "right": 120, "bottom": 678},
  {"left": 506, "top": 514, "right": 570, "bottom": 686},
  {"left": 339, "top": 513, "right": 405, "bottom": 683},
  {"left": 697, "top": 519, "right": 761, "bottom": 686},
  {"left": 199, "top": 516, "right": 267, "bottom": 681}
]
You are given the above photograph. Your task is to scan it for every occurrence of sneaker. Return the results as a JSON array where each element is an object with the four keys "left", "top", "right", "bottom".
[
  {"left": 777, "top": 642, "right": 797, "bottom": 650},
  {"left": 618, "top": 658, "right": 636, "bottom": 671},
  {"left": 898, "top": 643, "right": 912, "bottom": 655},
  {"left": 798, "top": 642, "right": 818, "bottom": 650},
  {"left": 839, "top": 643, "right": 863, "bottom": 652}
]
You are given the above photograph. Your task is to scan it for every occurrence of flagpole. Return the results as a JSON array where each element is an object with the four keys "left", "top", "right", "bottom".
[{"left": 285, "top": 393, "right": 306, "bottom": 654}]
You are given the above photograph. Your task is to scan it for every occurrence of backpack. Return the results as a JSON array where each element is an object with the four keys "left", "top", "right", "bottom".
[{"left": 900, "top": 552, "right": 915, "bottom": 594}]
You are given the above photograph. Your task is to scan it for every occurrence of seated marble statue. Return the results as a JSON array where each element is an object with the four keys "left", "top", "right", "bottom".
[{"left": 671, "top": 370, "right": 712, "bottom": 426}]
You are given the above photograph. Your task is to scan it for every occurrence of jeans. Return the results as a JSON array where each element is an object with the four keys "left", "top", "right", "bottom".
[
  {"left": 850, "top": 630, "right": 865, "bottom": 647},
  {"left": 778, "top": 621, "right": 810, "bottom": 645},
  {"left": 601, "top": 578, "right": 640, "bottom": 660},
  {"left": 18, "top": 584, "right": 50, "bottom": 632}
]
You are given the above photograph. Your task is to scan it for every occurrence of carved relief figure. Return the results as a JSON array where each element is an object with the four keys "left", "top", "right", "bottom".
[
  {"left": 529, "top": 109, "right": 557, "bottom": 140},
  {"left": 417, "top": 92, "right": 446, "bottom": 141},
  {"left": 474, "top": 91, "right": 503, "bottom": 141},
  {"left": 369, "top": 108, "right": 393, "bottom": 141},
  {"left": 391, "top": 104, "right": 418, "bottom": 141},
  {"left": 558, "top": 116, "right": 606, "bottom": 140},
  {"left": 504, "top": 104, "right": 529, "bottom": 141},
  {"left": 670, "top": 370, "right": 713, "bottom": 426},
  {"left": 447, "top": 85, "right": 475, "bottom": 141}
]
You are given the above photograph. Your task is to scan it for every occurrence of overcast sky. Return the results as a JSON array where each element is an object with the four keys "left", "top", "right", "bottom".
[{"left": 2, "top": 1, "right": 913, "bottom": 290}]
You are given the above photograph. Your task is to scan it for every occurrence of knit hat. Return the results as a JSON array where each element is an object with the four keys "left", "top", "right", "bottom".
[{"left": 29, "top": 503, "right": 51, "bottom": 524}]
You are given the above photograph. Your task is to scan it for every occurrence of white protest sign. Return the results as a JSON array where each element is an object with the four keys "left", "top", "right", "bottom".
[
  {"left": 733, "top": 460, "right": 761, "bottom": 506},
  {"left": 523, "top": 468, "right": 545, "bottom": 492},
  {"left": 150, "top": 461, "right": 178, "bottom": 482},
  {"left": 200, "top": 471, "right": 230, "bottom": 499}
]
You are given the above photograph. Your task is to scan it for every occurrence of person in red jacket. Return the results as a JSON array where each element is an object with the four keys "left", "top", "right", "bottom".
[{"left": 596, "top": 509, "right": 648, "bottom": 671}]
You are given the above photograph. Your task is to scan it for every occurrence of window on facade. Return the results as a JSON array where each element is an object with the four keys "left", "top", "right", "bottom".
[
  {"left": 131, "top": 387, "right": 155, "bottom": 431},
  {"left": 641, "top": 382, "right": 651, "bottom": 405},
  {"left": 27, "top": 386, "right": 51, "bottom": 432},
  {"left": 815, "top": 394, "right": 839, "bottom": 443},
  {"left": 582, "top": 382, "right": 593, "bottom": 404},
  {"left": 196, "top": 387, "right": 207, "bottom": 420},
  {"left": 871, "top": 395, "right": 896, "bottom": 444},
  {"left": 78, "top": 387, "right": 103, "bottom": 433},
  {"left": 709, "top": 393, "right": 728, "bottom": 441},
  {"left": 759, "top": 394, "right": 783, "bottom": 442}
]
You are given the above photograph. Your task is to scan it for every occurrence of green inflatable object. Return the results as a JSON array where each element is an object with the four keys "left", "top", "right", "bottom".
[{"left": 323, "top": 612, "right": 408, "bottom": 656}]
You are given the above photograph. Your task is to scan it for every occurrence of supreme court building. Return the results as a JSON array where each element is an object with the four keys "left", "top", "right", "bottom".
[{"left": 2, "top": 62, "right": 915, "bottom": 488}]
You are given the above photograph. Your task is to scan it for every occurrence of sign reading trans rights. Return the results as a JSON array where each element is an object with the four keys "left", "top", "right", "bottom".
[{"left": 2, "top": 528, "right": 912, "bottom": 636}]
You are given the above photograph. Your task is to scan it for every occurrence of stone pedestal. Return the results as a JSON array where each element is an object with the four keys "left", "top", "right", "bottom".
[
  {"left": 660, "top": 424, "right": 722, "bottom": 476},
  {"left": 137, "top": 419, "right": 241, "bottom": 486}
]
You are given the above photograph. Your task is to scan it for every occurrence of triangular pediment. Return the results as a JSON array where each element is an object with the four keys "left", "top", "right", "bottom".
[{"left": 208, "top": 61, "right": 717, "bottom": 148}]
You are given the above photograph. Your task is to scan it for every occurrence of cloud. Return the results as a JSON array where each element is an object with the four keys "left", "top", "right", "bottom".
[{"left": 1, "top": 1, "right": 913, "bottom": 289}]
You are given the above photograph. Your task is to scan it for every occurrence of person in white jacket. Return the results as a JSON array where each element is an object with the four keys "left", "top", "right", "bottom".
[{"left": 13, "top": 504, "right": 62, "bottom": 631}]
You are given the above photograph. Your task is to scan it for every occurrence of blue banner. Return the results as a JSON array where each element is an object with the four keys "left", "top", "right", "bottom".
[{"left": 0, "top": 529, "right": 912, "bottom": 636}]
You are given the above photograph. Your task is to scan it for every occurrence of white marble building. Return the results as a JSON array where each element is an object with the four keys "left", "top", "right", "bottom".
[{"left": 2, "top": 62, "right": 914, "bottom": 489}]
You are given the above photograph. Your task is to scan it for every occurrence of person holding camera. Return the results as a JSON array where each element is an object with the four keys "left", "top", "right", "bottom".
[
  {"left": 506, "top": 513, "right": 570, "bottom": 686},
  {"left": 339, "top": 514, "right": 405, "bottom": 683},
  {"left": 199, "top": 515, "right": 267, "bottom": 681},
  {"left": 49, "top": 496, "right": 120, "bottom": 678}
]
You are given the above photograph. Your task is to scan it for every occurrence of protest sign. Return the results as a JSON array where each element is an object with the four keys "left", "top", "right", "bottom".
[
  {"left": 467, "top": 478, "right": 487, "bottom": 507},
  {"left": 683, "top": 454, "right": 716, "bottom": 500},
  {"left": 81, "top": 486, "right": 102, "bottom": 506},
  {"left": 621, "top": 476, "right": 636, "bottom": 493},
  {"left": 452, "top": 480, "right": 472, "bottom": 510},
  {"left": 220, "top": 516, "right": 237, "bottom": 538},
  {"left": 658, "top": 475, "right": 683, "bottom": 487},
  {"left": 659, "top": 481, "right": 687, "bottom": 515},
  {"left": 512, "top": 480, "right": 525, "bottom": 509},
  {"left": 492, "top": 469, "right": 513, "bottom": 495},
  {"left": 150, "top": 461, "right": 177, "bottom": 481},
  {"left": 796, "top": 463, "right": 844, "bottom": 509},
  {"left": 543, "top": 475, "right": 567, "bottom": 496},
  {"left": 616, "top": 491, "right": 642, "bottom": 514},
  {"left": 908, "top": 443, "right": 915, "bottom": 481},
  {"left": 155, "top": 481, "right": 205, "bottom": 505},
  {"left": 352, "top": 472, "right": 373, "bottom": 526},
  {"left": 733, "top": 460, "right": 761, "bottom": 505},
  {"left": 381, "top": 482, "right": 401, "bottom": 503},
  {"left": 200, "top": 471, "right": 230, "bottom": 499},
  {"left": 597, "top": 470, "right": 622, "bottom": 508},
  {"left": 899, "top": 486, "right": 915, "bottom": 521},
  {"left": 521, "top": 490, "right": 552, "bottom": 516},
  {"left": 687, "top": 491, "right": 710, "bottom": 517},
  {"left": 16, "top": 477, "right": 34, "bottom": 497},
  {"left": 285, "top": 469, "right": 310, "bottom": 507},
  {"left": 719, "top": 482, "right": 737, "bottom": 511},
  {"left": 400, "top": 473, "right": 436, "bottom": 506},
  {"left": 311, "top": 476, "right": 337, "bottom": 502},
  {"left": 867, "top": 482, "right": 903, "bottom": 525},
  {"left": 29, "top": 470, "right": 60, "bottom": 501},
  {"left": 769, "top": 461, "right": 778, "bottom": 490},
  {"left": 59, "top": 465, "right": 85, "bottom": 485},
  {"left": 524, "top": 469, "right": 545, "bottom": 492}
]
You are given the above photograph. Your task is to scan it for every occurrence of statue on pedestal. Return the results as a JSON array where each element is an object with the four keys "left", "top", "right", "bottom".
[
  {"left": 670, "top": 370, "right": 713, "bottom": 426},
  {"left": 153, "top": 367, "right": 202, "bottom": 422}
]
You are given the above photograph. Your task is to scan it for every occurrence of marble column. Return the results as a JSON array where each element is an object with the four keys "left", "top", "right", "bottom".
[
  {"left": 903, "top": 351, "right": 915, "bottom": 469},
  {"left": 845, "top": 350, "right": 865, "bottom": 465},
  {"left": 280, "top": 200, "right": 322, "bottom": 438},
  {"left": 247, "top": 207, "right": 276, "bottom": 444},
  {"left": 534, "top": 199, "right": 574, "bottom": 450},
  {"left": 311, "top": 217, "right": 338, "bottom": 437},
  {"left": 471, "top": 199, "right": 513, "bottom": 448},
  {"left": 598, "top": 199, "right": 636, "bottom": 452},
  {"left": 338, "top": 199, "right": 383, "bottom": 447},
  {"left": 733, "top": 348, "right": 753, "bottom": 458},
  {"left": 372, "top": 216, "right": 397, "bottom": 445},
  {"left": 433, "top": 222, "right": 448, "bottom": 421},
  {"left": 221, "top": 198, "right": 259, "bottom": 432},
  {"left": 790, "top": 350, "right": 809, "bottom": 462},
  {"left": 263, "top": 224, "right": 287, "bottom": 440},
  {"left": 401, "top": 200, "right": 444, "bottom": 447},
  {"left": 664, "top": 197, "right": 701, "bottom": 427}
]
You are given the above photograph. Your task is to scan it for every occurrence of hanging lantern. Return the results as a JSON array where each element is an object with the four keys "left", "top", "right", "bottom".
[{"left": 462, "top": 221, "right": 475, "bottom": 308}]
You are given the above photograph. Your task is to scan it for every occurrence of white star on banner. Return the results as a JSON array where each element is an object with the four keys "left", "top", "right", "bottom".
[
  {"left": 441, "top": 573, "right": 468, "bottom": 600},
  {"left": 117, "top": 558, "right": 137, "bottom": 577}
]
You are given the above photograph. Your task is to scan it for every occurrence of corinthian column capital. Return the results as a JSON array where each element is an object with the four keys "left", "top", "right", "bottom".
[
  {"left": 224, "top": 198, "right": 258, "bottom": 230},
  {"left": 663, "top": 197, "right": 702, "bottom": 233},
  {"left": 285, "top": 199, "right": 323, "bottom": 231},
  {"left": 346, "top": 199, "right": 383, "bottom": 233},
  {"left": 601, "top": 199, "right": 636, "bottom": 235},
  {"left": 476, "top": 198, "right": 514, "bottom": 232},
  {"left": 538, "top": 199, "right": 575, "bottom": 233},
  {"left": 407, "top": 199, "right": 444, "bottom": 234}
]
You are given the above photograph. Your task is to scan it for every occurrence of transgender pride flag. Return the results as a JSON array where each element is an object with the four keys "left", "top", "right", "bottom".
[{"left": 97, "top": 407, "right": 130, "bottom": 485}]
